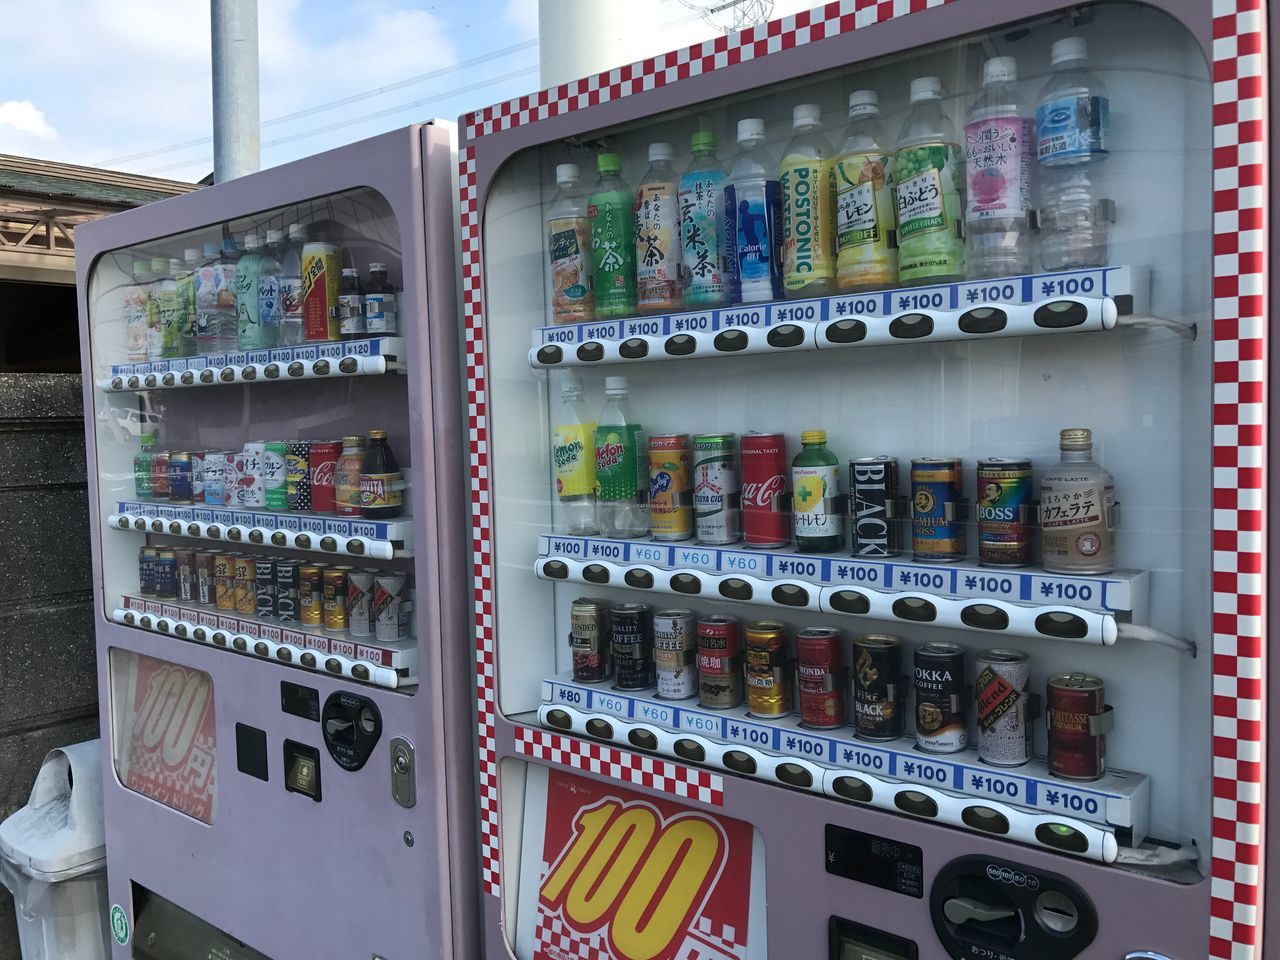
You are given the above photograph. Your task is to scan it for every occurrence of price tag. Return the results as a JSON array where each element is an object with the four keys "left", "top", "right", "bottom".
[
  {"left": 829, "top": 561, "right": 887, "bottom": 588},
  {"left": 835, "top": 742, "right": 891, "bottom": 775},
  {"left": 894, "top": 566, "right": 956, "bottom": 593},
  {"left": 718, "top": 550, "right": 766, "bottom": 575},
  {"left": 959, "top": 572, "right": 1022, "bottom": 598},
  {"left": 329, "top": 638, "right": 356, "bottom": 657},
  {"left": 772, "top": 299, "right": 825, "bottom": 323},
  {"left": 669, "top": 311, "right": 713, "bottom": 333},
  {"left": 829, "top": 293, "right": 887, "bottom": 317},
  {"left": 770, "top": 556, "right": 827, "bottom": 580},
  {"left": 581, "top": 320, "right": 622, "bottom": 341},
  {"left": 672, "top": 545, "right": 716, "bottom": 569},
  {"left": 627, "top": 542, "right": 671, "bottom": 565},
  {"left": 779, "top": 730, "right": 832, "bottom": 763},
  {"left": 589, "top": 690, "right": 632, "bottom": 717},
  {"left": 895, "top": 755, "right": 956, "bottom": 788},
  {"left": 634, "top": 700, "right": 675, "bottom": 727},
  {"left": 545, "top": 537, "right": 586, "bottom": 558},
  {"left": 965, "top": 769, "right": 1026, "bottom": 804},
  {"left": 723, "top": 720, "right": 776, "bottom": 750},
  {"left": 678, "top": 711, "right": 722, "bottom": 737},
  {"left": 1038, "top": 785, "right": 1105, "bottom": 820},
  {"left": 1031, "top": 576, "right": 1101, "bottom": 606},
  {"left": 718, "top": 306, "right": 767, "bottom": 328}
]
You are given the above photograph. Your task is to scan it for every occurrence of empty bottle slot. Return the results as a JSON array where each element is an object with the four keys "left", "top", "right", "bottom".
[
  {"left": 892, "top": 596, "right": 937, "bottom": 622},
  {"left": 582, "top": 564, "right": 610, "bottom": 584},
  {"left": 961, "top": 806, "right": 1011, "bottom": 834},
  {"left": 1035, "top": 823, "right": 1089, "bottom": 853},
  {"left": 628, "top": 729, "right": 658, "bottom": 750},
  {"left": 624, "top": 569, "right": 654, "bottom": 588},
  {"left": 776, "top": 763, "right": 813, "bottom": 788},
  {"left": 889, "top": 313, "right": 934, "bottom": 339},
  {"left": 767, "top": 324, "right": 805, "bottom": 348},
  {"left": 665, "top": 334, "right": 697, "bottom": 356},
  {"left": 1034, "top": 611, "right": 1089, "bottom": 639},
  {"left": 575, "top": 342, "right": 605, "bottom": 362},
  {"left": 714, "top": 329, "right": 749, "bottom": 352},
  {"left": 831, "top": 775, "right": 874, "bottom": 802},
  {"left": 961, "top": 604, "right": 1010, "bottom": 630},
  {"left": 824, "top": 319, "right": 867, "bottom": 344},
  {"left": 540, "top": 560, "right": 569, "bottom": 579},
  {"left": 894, "top": 789, "right": 939, "bottom": 817},
  {"left": 585, "top": 718, "right": 614, "bottom": 740},
  {"left": 619, "top": 337, "right": 649, "bottom": 359},
  {"left": 958, "top": 307, "right": 1008, "bottom": 334},
  {"left": 771, "top": 583, "right": 809, "bottom": 606},
  {"left": 545, "top": 709, "right": 573, "bottom": 730},
  {"left": 1033, "top": 300, "right": 1088, "bottom": 328},
  {"left": 671, "top": 573, "right": 702, "bottom": 594},
  {"left": 723, "top": 750, "right": 757, "bottom": 774},
  {"left": 719, "top": 578, "right": 752, "bottom": 600},
  {"left": 535, "top": 345, "right": 563, "bottom": 365},
  {"left": 674, "top": 738, "right": 706, "bottom": 762},
  {"left": 828, "top": 589, "right": 870, "bottom": 614}
]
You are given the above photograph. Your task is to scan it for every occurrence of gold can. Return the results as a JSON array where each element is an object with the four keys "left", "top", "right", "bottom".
[
  {"left": 648, "top": 434, "right": 693, "bottom": 541},
  {"left": 214, "top": 552, "right": 236, "bottom": 610},
  {"left": 322, "top": 566, "right": 351, "bottom": 633},
  {"left": 233, "top": 556, "right": 257, "bottom": 615},
  {"left": 745, "top": 620, "right": 793, "bottom": 718},
  {"left": 299, "top": 564, "right": 324, "bottom": 626}
]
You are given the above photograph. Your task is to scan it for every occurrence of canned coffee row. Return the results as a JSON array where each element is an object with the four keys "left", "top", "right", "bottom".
[
  {"left": 567, "top": 599, "right": 1113, "bottom": 782},
  {"left": 138, "top": 546, "right": 410, "bottom": 642}
]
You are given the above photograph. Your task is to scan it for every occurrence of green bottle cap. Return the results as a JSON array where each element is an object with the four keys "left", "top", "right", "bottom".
[
  {"left": 597, "top": 152, "right": 621, "bottom": 174},
  {"left": 691, "top": 131, "right": 717, "bottom": 153}
]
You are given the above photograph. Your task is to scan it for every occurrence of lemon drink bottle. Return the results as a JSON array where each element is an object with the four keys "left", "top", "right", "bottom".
[
  {"left": 780, "top": 104, "right": 837, "bottom": 298},
  {"left": 594, "top": 376, "right": 648, "bottom": 539},
  {"left": 552, "top": 378, "right": 598, "bottom": 535},
  {"left": 894, "top": 76, "right": 965, "bottom": 285},
  {"left": 835, "top": 89, "right": 897, "bottom": 291},
  {"left": 792, "top": 430, "right": 843, "bottom": 553}
]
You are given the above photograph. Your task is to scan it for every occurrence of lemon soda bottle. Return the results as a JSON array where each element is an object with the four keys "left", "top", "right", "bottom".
[
  {"left": 835, "top": 90, "right": 897, "bottom": 291},
  {"left": 792, "top": 430, "right": 843, "bottom": 553}
]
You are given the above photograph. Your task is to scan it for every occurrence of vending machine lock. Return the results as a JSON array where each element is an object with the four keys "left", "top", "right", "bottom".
[
  {"left": 390, "top": 737, "right": 416, "bottom": 808},
  {"left": 321, "top": 691, "right": 383, "bottom": 772}
]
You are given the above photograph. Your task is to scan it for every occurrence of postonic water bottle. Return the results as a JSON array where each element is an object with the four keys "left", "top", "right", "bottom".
[
  {"left": 780, "top": 104, "right": 838, "bottom": 299},
  {"left": 1036, "top": 37, "right": 1111, "bottom": 270},
  {"left": 593, "top": 376, "right": 648, "bottom": 539}
]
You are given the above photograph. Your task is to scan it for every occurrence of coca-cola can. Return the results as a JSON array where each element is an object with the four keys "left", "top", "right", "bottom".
[
  {"left": 741, "top": 433, "right": 789, "bottom": 547},
  {"left": 309, "top": 441, "right": 341, "bottom": 513}
]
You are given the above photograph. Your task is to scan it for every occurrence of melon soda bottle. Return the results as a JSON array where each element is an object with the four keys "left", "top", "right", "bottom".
[
  {"left": 834, "top": 90, "right": 897, "bottom": 290},
  {"left": 589, "top": 153, "right": 637, "bottom": 317},
  {"left": 634, "top": 142, "right": 682, "bottom": 313},
  {"left": 594, "top": 376, "right": 647, "bottom": 539},
  {"left": 780, "top": 104, "right": 837, "bottom": 298},
  {"left": 894, "top": 76, "right": 965, "bottom": 285}
]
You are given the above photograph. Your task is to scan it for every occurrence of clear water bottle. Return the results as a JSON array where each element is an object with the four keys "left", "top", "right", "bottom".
[
  {"left": 552, "top": 378, "right": 598, "bottom": 535},
  {"left": 724, "top": 118, "right": 784, "bottom": 304},
  {"left": 1036, "top": 37, "right": 1111, "bottom": 270},
  {"left": 593, "top": 376, "right": 648, "bottom": 539},
  {"left": 965, "top": 56, "right": 1033, "bottom": 277}
]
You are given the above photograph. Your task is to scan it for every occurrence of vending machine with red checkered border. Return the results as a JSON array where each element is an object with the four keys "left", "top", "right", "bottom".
[
  {"left": 460, "top": 2, "right": 1270, "bottom": 958},
  {"left": 75, "top": 125, "right": 481, "bottom": 957}
]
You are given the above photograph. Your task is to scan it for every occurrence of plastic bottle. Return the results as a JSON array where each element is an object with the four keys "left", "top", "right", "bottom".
[
  {"left": 552, "top": 378, "right": 598, "bottom": 535},
  {"left": 133, "top": 433, "right": 157, "bottom": 499},
  {"left": 634, "top": 143, "right": 682, "bottom": 313},
  {"left": 965, "top": 57, "right": 1033, "bottom": 278},
  {"left": 1039, "top": 427, "right": 1115, "bottom": 574},
  {"left": 724, "top": 118, "right": 784, "bottom": 304},
  {"left": 792, "top": 429, "right": 842, "bottom": 552},
  {"left": 278, "top": 223, "right": 307, "bottom": 346},
  {"left": 123, "top": 259, "right": 149, "bottom": 362},
  {"left": 546, "top": 163, "right": 595, "bottom": 324},
  {"left": 157, "top": 259, "right": 186, "bottom": 358},
  {"left": 360, "top": 429, "right": 404, "bottom": 520},
  {"left": 215, "top": 237, "right": 240, "bottom": 351},
  {"left": 364, "top": 263, "right": 398, "bottom": 335},
  {"left": 589, "top": 153, "right": 637, "bottom": 317},
  {"left": 894, "top": 77, "right": 966, "bottom": 285},
  {"left": 235, "top": 234, "right": 266, "bottom": 350},
  {"left": 781, "top": 104, "right": 838, "bottom": 298},
  {"left": 338, "top": 267, "right": 365, "bottom": 341},
  {"left": 593, "top": 376, "right": 647, "bottom": 539},
  {"left": 178, "top": 248, "right": 200, "bottom": 356},
  {"left": 834, "top": 90, "right": 897, "bottom": 291},
  {"left": 1036, "top": 38, "right": 1110, "bottom": 270},
  {"left": 678, "top": 131, "right": 728, "bottom": 307},
  {"left": 145, "top": 258, "right": 166, "bottom": 360},
  {"left": 258, "top": 229, "right": 283, "bottom": 349}
]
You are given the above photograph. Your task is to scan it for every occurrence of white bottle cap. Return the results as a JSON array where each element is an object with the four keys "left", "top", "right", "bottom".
[
  {"left": 1051, "top": 37, "right": 1087, "bottom": 66},
  {"left": 287, "top": 222, "right": 306, "bottom": 240},
  {"left": 604, "top": 375, "right": 628, "bottom": 394},
  {"left": 244, "top": 233, "right": 261, "bottom": 250},
  {"left": 342, "top": 267, "right": 359, "bottom": 276},
  {"left": 560, "top": 377, "right": 584, "bottom": 396},
  {"left": 265, "top": 228, "right": 284, "bottom": 243},
  {"left": 909, "top": 76, "right": 943, "bottom": 103},
  {"left": 737, "top": 118, "right": 765, "bottom": 142},
  {"left": 183, "top": 247, "right": 200, "bottom": 262},
  {"left": 168, "top": 258, "right": 183, "bottom": 273},
  {"left": 369, "top": 262, "right": 387, "bottom": 272},
  {"left": 555, "top": 162, "right": 579, "bottom": 184},
  {"left": 792, "top": 103, "right": 821, "bottom": 128},
  {"left": 648, "top": 142, "right": 673, "bottom": 162},
  {"left": 847, "top": 89, "right": 879, "bottom": 117},
  {"left": 983, "top": 56, "right": 1017, "bottom": 85}
]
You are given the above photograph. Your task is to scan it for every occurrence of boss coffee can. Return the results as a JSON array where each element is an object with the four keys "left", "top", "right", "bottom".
[
  {"left": 653, "top": 609, "right": 697, "bottom": 700},
  {"left": 697, "top": 615, "right": 743, "bottom": 708},
  {"left": 977, "top": 459, "right": 1033, "bottom": 567},
  {"left": 745, "top": 620, "right": 793, "bottom": 718},
  {"left": 796, "top": 626, "right": 845, "bottom": 729},
  {"left": 569, "top": 598, "right": 611, "bottom": 683},
  {"left": 852, "top": 634, "right": 904, "bottom": 740},
  {"left": 976, "top": 649, "right": 1032, "bottom": 766},
  {"left": 914, "top": 641, "right": 967, "bottom": 753},
  {"left": 1047, "top": 672, "right": 1111, "bottom": 781},
  {"left": 911, "top": 458, "right": 966, "bottom": 562},
  {"left": 849, "top": 456, "right": 903, "bottom": 557},
  {"left": 611, "top": 603, "right": 654, "bottom": 690}
]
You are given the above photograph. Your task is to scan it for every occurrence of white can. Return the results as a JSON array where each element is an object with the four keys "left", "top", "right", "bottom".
[
  {"left": 653, "top": 609, "right": 697, "bottom": 700},
  {"left": 349, "top": 569, "right": 376, "bottom": 638},
  {"left": 374, "top": 574, "right": 409, "bottom": 641},
  {"left": 233, "top": 442, "right": 265, "bottom": 508}
]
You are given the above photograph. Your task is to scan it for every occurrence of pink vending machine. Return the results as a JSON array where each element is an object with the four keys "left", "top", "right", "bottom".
[
  {"left": 76, "top": 124, "right": 480, "bottom": 958},
  {"left": 461, "top": 3, "right": 1271, "bottom": 960}
]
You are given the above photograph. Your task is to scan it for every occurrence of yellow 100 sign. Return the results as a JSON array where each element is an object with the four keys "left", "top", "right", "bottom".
[{"left": 540, "top": 797, "right": 728, "bottom": 960}]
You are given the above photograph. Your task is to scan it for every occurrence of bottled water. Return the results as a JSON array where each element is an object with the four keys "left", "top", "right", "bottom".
[{"left": 965, "top": 57, "right": 1033, "bottom": 277}]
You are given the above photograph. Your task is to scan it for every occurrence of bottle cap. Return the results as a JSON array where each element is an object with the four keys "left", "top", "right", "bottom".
[
  {"left": 287, "top": 223, "right": 307, "bottom": 240},
  {"left": 369, "top": 262, "right": 387, "bottom": 272},
  {"left": 244, "top": 234, "right": 261, "bottom": 250},
  {"left": 202, "top": 242, "right": 218, "bottom": 257},
  {"left": 168, "top": 258, "right": 183, "bottom": 273},
  {"left": 736, "top": 118, "right": 765, "bottom": 142},
  {"left": 342, "top": 267, "right": 359, "bottom": 277},
  {"left": 648, "top": 142, "right": 673, "bottom": 162},
  {"left": 184, "top": 247, "right": 201, "bottom": 262},
  {"left": 691, "top": 130, "right": 717, "bottom": 153},
  {"left": 604, "top": 375, "right": 628, "bottom": 394},
  {"left": 265, "top": 228, "right": 284, "bottom": 243},
  {"left": 909, "top": 76, "right": 943, "bottom": 103},
  {"left": 367, "top": 429, "right": 387, "bottom": 440},
  {"left": 1059, "top": 427, "right": 1092, "bottom": 450},
  {"left": 342, "top": 435, "right": 364, "bottom": 446},
  {"left": 847, "top": 89, "right": 879, "bottom": 117},
  {"left": 983, "top": 56, "right": 1017, "bottom": 85},
  {"left": 792, "top": 103, "right": 821, "bottom": 129},
  {"left": 222, "top": 236, "right": 239, "bottom": 253},
  {"left": 1051, "top": 37, "right": 1087, "bottom": 66},
  {"left": 149, "top": 257, "right": 167, "bottom": 274},
  {"left": 555, "top": 162, "right": 579, "bottom": 184},
  {"left": 140, "top": 432, "right": 157, "bottom": 447},
  {"left": 801, "top": 429, "right": 827, "bottom": 445},
  {"left": 597, "top": 152, "right": 621, "bottom": 174},
  {"left": 560, "top": 377, "right": 584, "bottom": 396}
]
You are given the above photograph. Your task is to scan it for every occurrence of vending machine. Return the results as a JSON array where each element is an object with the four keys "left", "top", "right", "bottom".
[
  {"left": 75, "top": 124, "right": 481, "bottom": 958},
  {"left": 460, "top": 1, "right": 1268, "bottom": 958}
]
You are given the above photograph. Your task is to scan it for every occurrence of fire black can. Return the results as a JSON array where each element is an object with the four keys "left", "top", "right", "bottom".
[
  {"left": 255, "top": 559, "right": 276, "bottom": 620},
  {"left": 570, "top": 598, "right": 611, "bottom": 683},
  {"left": 852, "top": 634, "right": 904, "bottom": 741},
  {"left": 275, "top": 562, "right": 299, "bottom": 623},
  {"left": 610, "top": 602, "right": 654, "bottom": 691},
  {"left": 849, "top": 457, "right": 903, "bottom": 558},
  {"left": 914, "top": 642, "right": 967, "bottom": 753}
]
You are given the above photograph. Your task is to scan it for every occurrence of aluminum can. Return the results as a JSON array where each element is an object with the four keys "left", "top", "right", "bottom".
[
  {"left": 740, "top": 433, "right": 788, "bottom": 547},
  {"left": 849, "top": 456, "right": 903, "bottom": 557},
  {"left": 275, "top": 562, "right": 299, "bottom": 623},
  {"left": 255, "top": 559, "right": 276, "bottom": 620},
  {"left": 648, "top": 435, "right": 693, "bottom": 541},
  {"left": 286, "top": 441, "right": 312, "bottom": 512},
  {"left": 167, "top": 452, "right": 193, "bottom": 505},
  {"left": 262, "top": 441, "right": 289, "bottom": 511},
  {"left": 569, "top": 597, "right": 611, "bottom": 683},
  {"left": 203, "top": 451, "right": 228, "bottom": 505},
  {"left": 308, "top": 441, "right": 341, "bottom": 514},
  {"left": 1047, "top": 673, "right": 1110, "bottom": 781},
  {"left": 976, "top": 649, "right": 1032, "bottom": 766},
  {"left": 195, "top": 551, "right": 215, "bottom": 605},
  {"left": 299, "top": 564, "right": 324, "bottom": 626},
  {"left": 150, "top": 451, "right": 170, "bottom": 501},
  {"left": 322, "top": 566, "right": 351, "bottom": 634},
  {"left": 914, "top": 641, "right": 967, "bottom": 753},
  {"left": 977, "top": 459, "right": 1033, "bottom": 567},
  {"left": 610, "top": 602, "right": 654, "bottom": 691},
  {"left": 374, "top": 574, "right": 409, "bottom": 641},
  {"left": 175, "top": 549, "right": 196, "bottom": 603},
  {"left": 653, "top": 609, "right": 697, "bottom": 700},
  {"left": 697, "top": 615, "right": 743, "bottom": 708},
  {"left": 796, "top": 626, "right": 845, "bottom": 729},
  {"left": 190, "top": 450, "right": 206, "bottom": 503},
  {"left": 233, "top": 443, "right": 266, "bottom": 509},
  {"left": 138, "top": 547, "right": 157, "bottom": 596},
  {"left": 233, "top": 556, "right": 257, "bottom": 615},
  {"left": 214, "top": 554, "right": 236, "bottom": 610},
  {"left": 348, "top": 569, "right": 376, "bottom": 638},
  {"left": 154, "top": 548, "right": 177, "bottom": 599},
  {"left": 911, "top": 458, "right": 965, "bottom": 562},
  {"left": 745, "top": 620, "right": 793, "bottom": 718},
  {"left": 853, "top": 634, "right": 904, "bottom": 741},
  {"left": 693, "top": 434, "right": 740, "bottom": 545}
]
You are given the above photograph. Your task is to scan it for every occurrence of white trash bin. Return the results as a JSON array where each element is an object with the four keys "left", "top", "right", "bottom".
[{"left": 0, "top": 740, "right": 109, "bottom": 960}]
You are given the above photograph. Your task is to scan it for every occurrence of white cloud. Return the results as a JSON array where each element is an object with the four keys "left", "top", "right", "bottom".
[
  {"left": 0, "top": 100, "right": 56, "bottom": 140},
  {"left": 502, "top": 0, "right": 538, "bottom": 40}
]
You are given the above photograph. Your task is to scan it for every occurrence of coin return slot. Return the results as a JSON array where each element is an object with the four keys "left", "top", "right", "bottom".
[
  {"left": 585, "top": 718, "right": 614, "bottom": 740},
  {"left": 828, "top": 590, "right": 870, "bottom": 615},
  {"left": 1034, "top": 890, "right": 1081, "bottom": 935},
  {"left": 723, "top": 750, "right": 757, "bottom": 774},
  {"left": 618, "top": 337, "right": 649, "bottom": 359},
  {"left": 894, "top": 790, "right": 939, "bottom": 818},
  {"left": 575, "top": 342, "right": 604, "bottom": 362},
  {"left": 1034, "top": 611, "right": 1089, "bottom": 640},
  {"left": 776, "top": 763, "right": 813, "bottom": 787},
  {"left": 582, "top": 564, "right": 610, "bottom": 584},
  {"left": 673, "top": 739, "right": 705, "bottom": 762},
  {"left": 671, "top": 573, "right": 702, "bottom": 594},
  {"left": 771, "top": 583, "right": 809, "bottom": 606},
  {"left": 825, "top": 319, "right": 867, "bottom": 344},
  {"left": 1034, "top": 299, "right": 1088, "bottom": 328},
  {"left": 892, "top": 597, "right": 937, "bottom": 622},
  {"left": 1035, "top": 823, "right": 1089, "bottom": 853},
  {"left": 541, "top": 560, "right": 569, "bottom": 579},
  {"left": 961, "top": 604, "right": 1009, "bottom": 630},
  {"left": 628, "top": 729, "right": 658, "bottom": 750},
  {"left": 664, "top": 334, "right": 696, "bottom": 356},
  {"left": 536, "top": 345, "right": 563, "bottom": 365},
  {"left": 958, "top": 307, "right": 1009, "bottom": 334},
  {"left": 767, "top": 324, "right": 805, "bottom": 348},
  {"left": 545, "top": 709, "right": 573, "bottom": 730},
  {"left": 713, "top": 329, "right": 748, "bottom": 352},
  {"left": 718, "top": 578, "right": 751, "bottom": 601},
  {"left": 624, "top": 569, "right": 654, "bottom": 588},
  {"left": 831, "top": 775, "right": 873, "bottom": 803},
  {"left": 889, "top": 312, "right": 934, "bottom": 339},
  {"left": 961, "top": 806, "right": 1010, "bottom": 834}
]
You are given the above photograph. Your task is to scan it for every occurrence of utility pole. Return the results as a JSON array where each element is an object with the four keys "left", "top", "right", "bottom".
[{"left": 211, "top": 0, "right": 260, "bottom": 183}]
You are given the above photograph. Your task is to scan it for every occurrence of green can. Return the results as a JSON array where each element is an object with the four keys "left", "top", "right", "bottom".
[
  {"left": 589, "top": 152, "right": 637, "bottom": 317},
  {"left": 263, "top": 440, "right": 289, "bottom": 511}
]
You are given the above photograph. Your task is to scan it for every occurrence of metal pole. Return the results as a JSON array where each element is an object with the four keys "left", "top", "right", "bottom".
[{"left": 211, "top": 0, "right": 260, "bottom": 182}]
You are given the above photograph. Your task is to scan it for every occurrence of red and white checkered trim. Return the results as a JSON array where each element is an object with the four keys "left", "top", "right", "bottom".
[
  {"left": 516, "top": 726, "right": 725, "bottom": 806},
  {"left": 462, "top": 0, "right": 954, "bottom": 141},
  {"left": 535, "top": 912, "right": 609, "bottom": 960},
  {"left": 1209, "top": 2, "right": 1268, "bottom": 958}
]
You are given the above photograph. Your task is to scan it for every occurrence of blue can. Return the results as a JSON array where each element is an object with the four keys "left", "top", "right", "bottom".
[
  {"left": 911, "top": 458, "right": 965, "bottom": 562},
  {"left": 154, "top": 548, "right": 178, "bottom": 599},
  {"left": 167, "top": 452, "right": 193, "bottom": 504}
]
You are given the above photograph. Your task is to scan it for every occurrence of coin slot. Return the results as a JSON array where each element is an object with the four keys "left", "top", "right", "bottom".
[
  {"left": 535, "top": 345, "right": 564, "bottom": 365},
  {"left": 723, "top": 750, "right": 757, "bottom": 774},
  {"left": 1034, "top": 611, "right": 1089, "bottom": 639},
  {"left": 894, "top": 789, "right": 939, "bottom": 817},
  {"left": 541, "top": 560, "right": 569, "bottom": 579},
  {"left": 889, "top": 313, "right": 934, "bottom": 339},
  {"left": 575, "top": 342, "right": 604, "bottom": 362},
  {"left": 1035, "top": 823, "right": 1089, "bottom": 853},
  {"left": 892, "top": 597, "right": 937, "bottom": 622},
  {"left": 1034, "top": 300, "right": 1088, "bottom": 328},
  {"left": 582, "top": 564, "right": 610, "bottom": 584},
  {"left": 1034, "top": 890, "right": 1081, "bottom": 935},
  {"left": 961, "top": 604, "right": 1010, "bottom": 630},
  {"left": 713, "top": 329, "right": 748, "bottom": 352},
  {"left": 961, "top": 806, "right": 1010, "bottom": 834},
  {"left": 619, "top": 337, "right": 649, "bottom": 359},
  {"left": 767, "top": 324, "right": 805, "bottom": 348},
  {"left": 624, "top": 569, "right": 654, "bottom": 588},
  {"left": 665, "top": 334, "right": 696, "bottom": 356},
  {"left": 718, "top": 577, "right": 751, "bottom": 600},
  {"left": 545, "top": 709, "right": 573, "bottom": 730},
  {"left": 771, "top": 583, "right": 809, "bottom": 606},
  {"left": 671, "top": 573, "right": 702, "bottom": 594},
  {"left": 831, "top": 776, "right": 873, "bottom": 802},
  {"left": 674, "top": 739, "right": 706, "bottom": 762},
  {"left": 825, "top": 319, "right": 867, "bottom": 344},
  {"left": 628, "top": 729, "right": 658, "bottom": 750},
  {"left": 585, "top": 718, "right": 614, "bottom": 740},
  {"left": 776, "top": 762, "right": 813, "bottom": 787},
  {"left": 958, "top": 307, "right": 1008, "bottom": 334},
  {"left": 828, "top": 589, "right": 870, "bottom": 614}
]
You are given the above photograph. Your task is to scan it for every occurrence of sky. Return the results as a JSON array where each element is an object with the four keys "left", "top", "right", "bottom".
[{"left": 0, "top": 0, "right": 813, "bottom": 183}]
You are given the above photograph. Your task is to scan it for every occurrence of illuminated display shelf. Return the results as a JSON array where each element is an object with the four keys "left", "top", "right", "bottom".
[{"left": 114, "top": 595, "right": 417, "bottom": 690}]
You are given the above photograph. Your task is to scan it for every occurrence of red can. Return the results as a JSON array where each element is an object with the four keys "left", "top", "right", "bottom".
[
  {"left": 308, "top": 440, "right": 342, "bottom": 513},
  {"left": 796, "top": 626, "right": 846, "bottom": 729},
  {"left": 697, "top": 615, "right": 743, "bottom": 709},
  {"left": 740, "top": 432, "right": 788, "bottom": 547},
  {"left": 150, "top": 451, "right": 170, "bottom": 501},
  {"left": 1047, "top": 673, "right": 1111, "bottom": 781}
]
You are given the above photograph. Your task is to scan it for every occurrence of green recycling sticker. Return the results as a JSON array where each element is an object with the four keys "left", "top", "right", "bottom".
[{"left": 110, "top": 904, "right": 129, "bottom": 945}]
